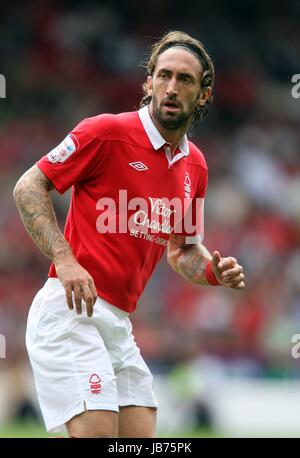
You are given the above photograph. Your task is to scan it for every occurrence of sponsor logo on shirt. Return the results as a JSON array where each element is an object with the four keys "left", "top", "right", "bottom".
[
  {"left": 96, "top": 190, "right": 205, "bottom": 244},
  {"left": 133, "top": 197, "right": 176, "bottom": 235},
  {"left": 47, "top": 134, "right": 79, "bottom": 163}
]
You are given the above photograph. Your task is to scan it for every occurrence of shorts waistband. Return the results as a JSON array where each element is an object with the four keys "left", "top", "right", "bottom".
[{"left": 44, "top": 278, "right": 129, "bottom": 318}]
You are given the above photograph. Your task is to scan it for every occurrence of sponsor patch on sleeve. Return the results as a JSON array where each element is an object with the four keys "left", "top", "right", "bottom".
[{"left": 47, "top": 134, "right": 79, "bottom": 163}]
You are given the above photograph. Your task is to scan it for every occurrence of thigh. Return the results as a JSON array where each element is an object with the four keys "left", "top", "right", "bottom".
[
  {"left": 110, "top": 316, "right": 158, "bottom": 411},
  {"left": 118, "top": 406, "right": 156, "bottom": 438},
  {"left": 26, "top": 280, "right": 119, "bottom": 433},
  {"left": 80, "top": 295, "right": 159, "bottom": 437},
  {"left": 66, "top": 409, "right": 118, "bottom": 438}
]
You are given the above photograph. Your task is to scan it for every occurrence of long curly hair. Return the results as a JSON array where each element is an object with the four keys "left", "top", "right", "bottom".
[{"left": 140, "top": 31, "right": 215, "bottom": 127}]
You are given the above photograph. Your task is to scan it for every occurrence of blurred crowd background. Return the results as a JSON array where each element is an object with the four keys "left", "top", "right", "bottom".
[{"left": 1, "top": 0, "right": 300, "bottom": 436}]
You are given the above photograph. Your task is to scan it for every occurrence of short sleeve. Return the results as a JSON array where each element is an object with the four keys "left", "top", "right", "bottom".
[{"left": 36, "top": 119, "right": 105, "bottom": 194}]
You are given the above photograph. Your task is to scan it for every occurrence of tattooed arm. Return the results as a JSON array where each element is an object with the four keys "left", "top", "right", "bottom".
[
  {"left": 13, "top": 165, "right": 97, "bottom": 316},
  {"left": 14, "top": 165, "right": 68, "bottom": 259},
  {"left": 167, "top": 234, "right": 245, "bottom": 289}
]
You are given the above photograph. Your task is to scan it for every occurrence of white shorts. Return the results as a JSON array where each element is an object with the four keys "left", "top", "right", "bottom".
[{"left": 26, "top": 278, "right": 158, "bottom": 433}]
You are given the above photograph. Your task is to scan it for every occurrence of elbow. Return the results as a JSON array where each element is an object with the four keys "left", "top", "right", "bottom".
[
  {"left": 13, "top": 180, "right": 22, "bottom": 204},
  {"left": 166, "top": 248, "right": 174, "bottom": 269},
  {"left": 13, "top": 175, "right": 27, "bottom": 206},
  {"left": 167, "top": 250, "right": 181, "bottom": 273}
]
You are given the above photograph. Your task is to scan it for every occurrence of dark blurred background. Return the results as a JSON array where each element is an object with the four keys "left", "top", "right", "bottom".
[{"left": 1, "top": 0, "right": 300, "bottom": 437}]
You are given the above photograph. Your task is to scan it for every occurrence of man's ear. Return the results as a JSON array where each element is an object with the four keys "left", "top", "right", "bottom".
[
  {"left": 147, "top": 76, "right": 153, "bottom": 97},
  {"left": 198, "top": 86, "right": 212, "bottom": 106}
]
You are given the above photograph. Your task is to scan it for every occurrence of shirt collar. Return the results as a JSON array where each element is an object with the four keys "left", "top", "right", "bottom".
[{"left": 138, "top": 105, "right": 190, "bottom": 156}]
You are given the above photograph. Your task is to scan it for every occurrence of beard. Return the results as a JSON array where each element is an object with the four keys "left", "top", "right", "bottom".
[{"left": 152, "top": 94, "right": 199, "bottom": 130}]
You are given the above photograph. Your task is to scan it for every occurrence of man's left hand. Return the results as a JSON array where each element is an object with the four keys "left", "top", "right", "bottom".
[{"left": 211, "top": 251, "right": 245, "bottom": 289}]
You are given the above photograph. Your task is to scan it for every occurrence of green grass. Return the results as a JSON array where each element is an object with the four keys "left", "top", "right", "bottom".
[
  {"left": 8, "top": 423, "right": 298, "bottom": 438},
  {"left": 0, "top": 422, "right": 49, "bottom": 438},
  {"left": 2, "top": 423, "right": 299, "bottom": 438},
  {"left": 0, "top": 422, "right": 220, "bottom": 438}
]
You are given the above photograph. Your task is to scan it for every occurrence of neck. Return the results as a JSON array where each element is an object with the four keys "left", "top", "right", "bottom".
[{"left": 148, "top": 103, "right": 189, "bottom": 154}]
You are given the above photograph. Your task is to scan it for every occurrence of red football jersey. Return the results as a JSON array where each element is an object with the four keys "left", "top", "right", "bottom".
[{"left": 37, "top": 106, "right": 208, "bottom": 312}]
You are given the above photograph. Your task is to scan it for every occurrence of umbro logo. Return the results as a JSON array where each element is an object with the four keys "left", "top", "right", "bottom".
[{"left": 129, "top": 161, "right": 149, "bottom": 171}]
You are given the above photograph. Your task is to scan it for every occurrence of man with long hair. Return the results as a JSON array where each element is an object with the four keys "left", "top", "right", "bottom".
[{"left": 14, "top": 31, "right": 245, "bottom": 438}]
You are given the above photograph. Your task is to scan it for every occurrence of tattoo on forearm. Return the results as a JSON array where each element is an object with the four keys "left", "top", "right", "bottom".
[
  {"left": 178, "top": 249, "right": 206, "bottom": 283},
  {"left": 168, "top": 237, "right": 210, "bottom": 285},
  {"left": 14, "top": 170, "right": 70, "bottom": 261}
]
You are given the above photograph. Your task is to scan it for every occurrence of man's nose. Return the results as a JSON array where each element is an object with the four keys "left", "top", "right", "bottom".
[{"left": 166, "top": 77, "right": 178, "bottom": 97}]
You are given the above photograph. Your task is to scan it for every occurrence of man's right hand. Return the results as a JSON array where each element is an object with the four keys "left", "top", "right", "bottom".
[{"left": 54, "top": 256, "right": 98, "bottom": 317}]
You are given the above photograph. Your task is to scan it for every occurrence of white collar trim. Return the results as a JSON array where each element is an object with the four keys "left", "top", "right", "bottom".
[{"left": 138, "top": 105, "right": 190, "bottom": 157}]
